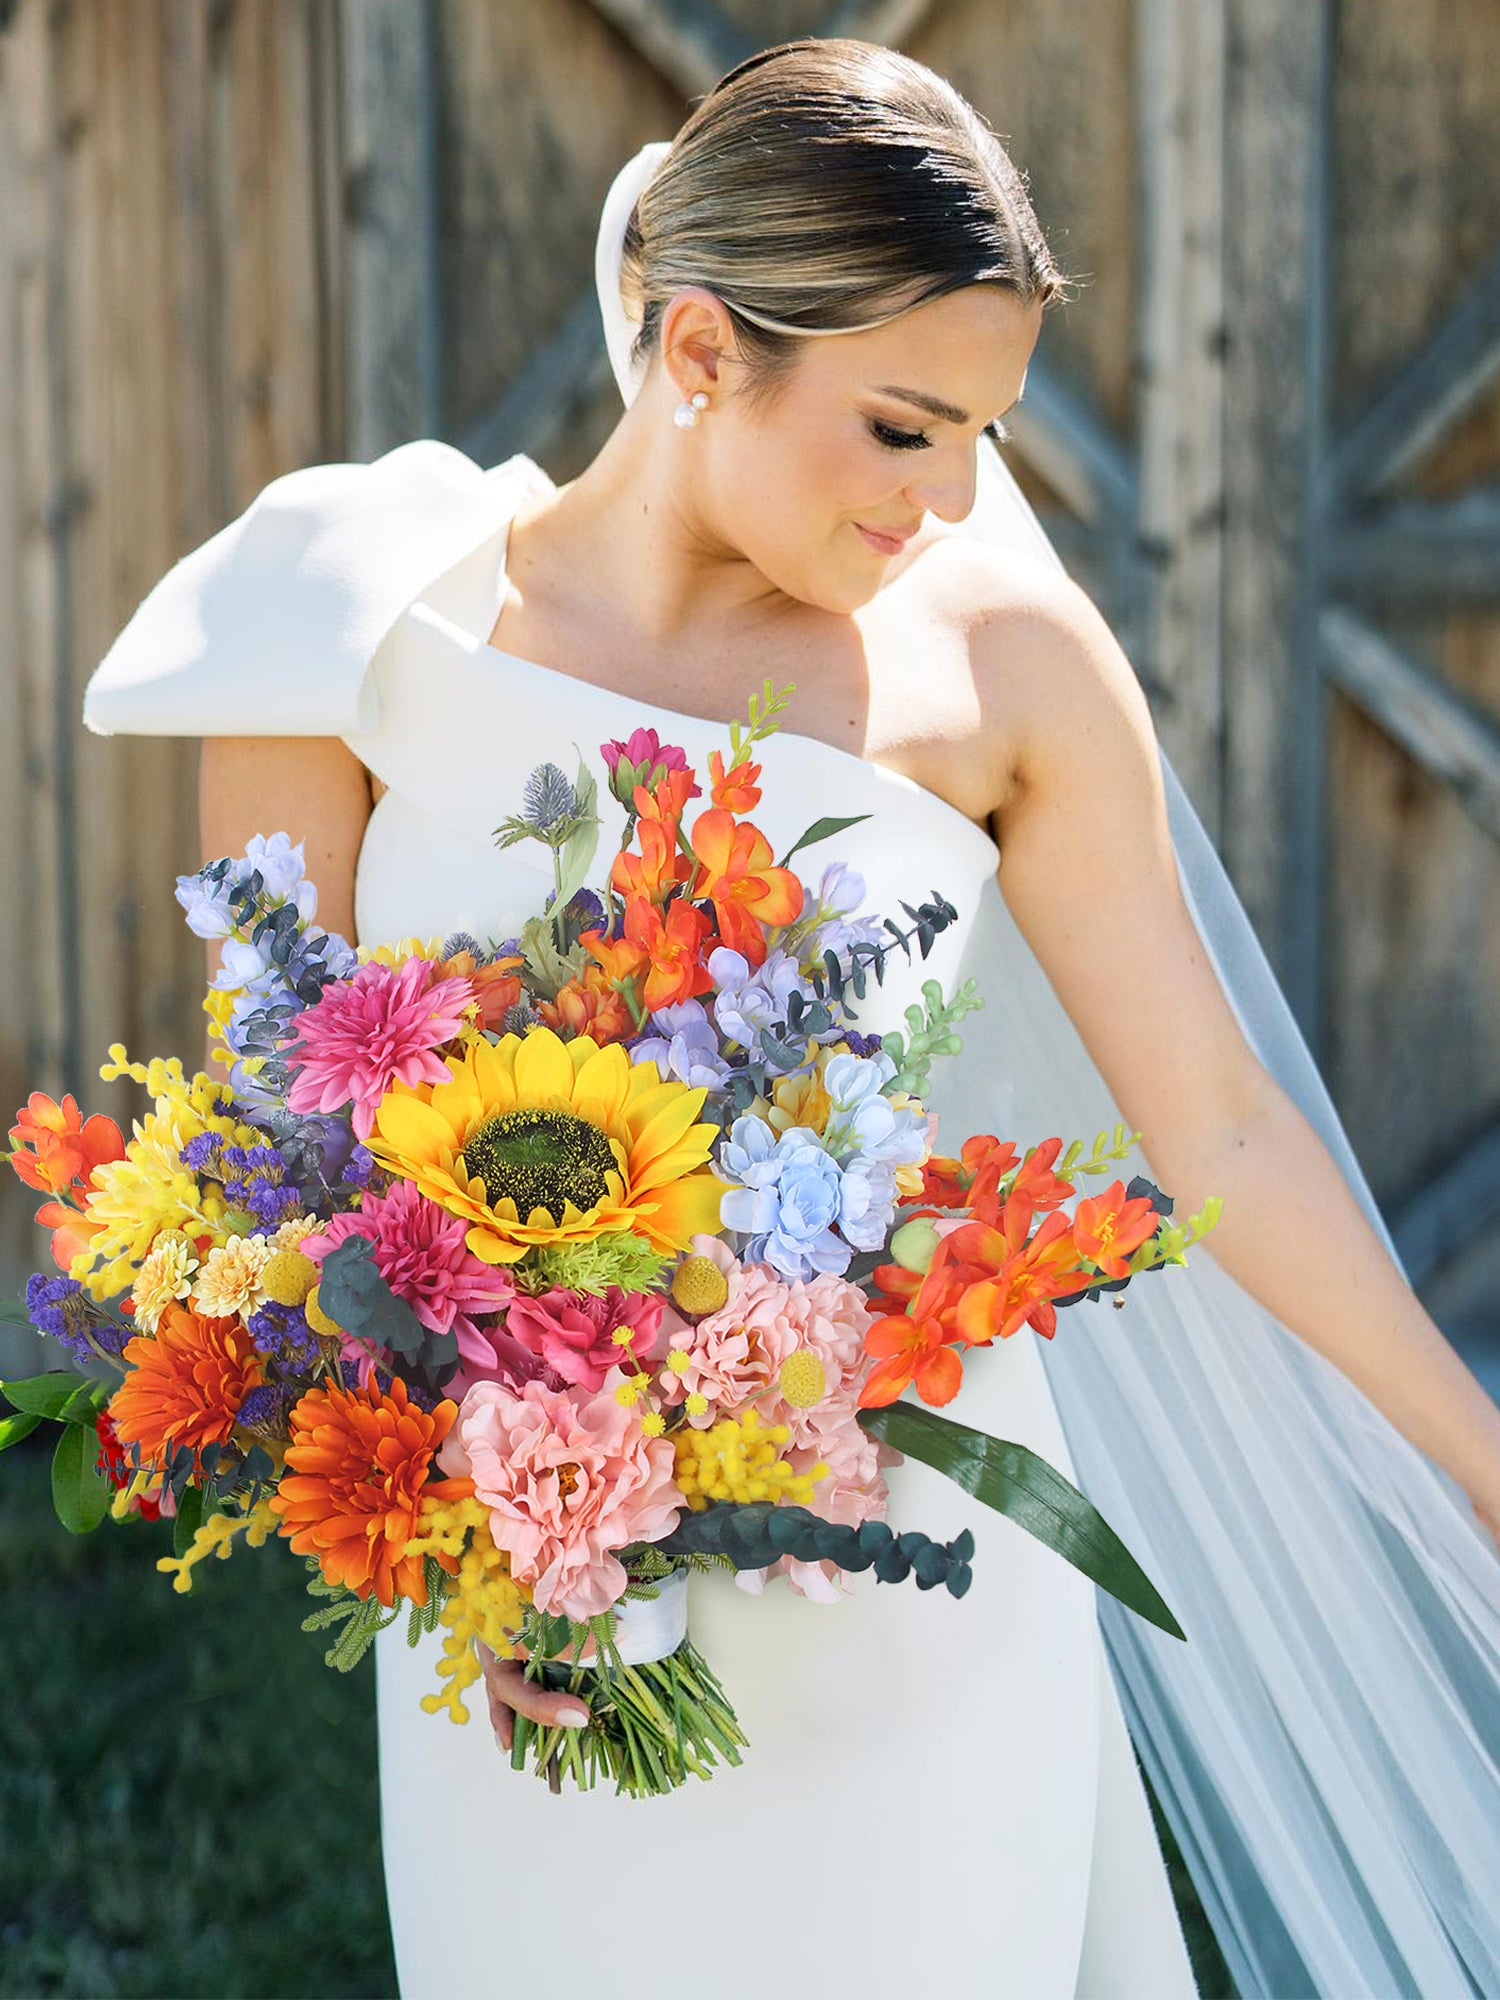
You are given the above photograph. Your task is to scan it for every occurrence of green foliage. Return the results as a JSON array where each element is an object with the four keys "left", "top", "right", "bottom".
[
  {"left": 316, "top": 1237, "right": 458, "bottom": 1399},
  {"left": 879, "top": 976, "right": 986, "bottom": 1093},
  {"left": 299, "top": 1560, "right": 403, "bottom": 1672},
  {"left": 173, "top": 1484, "right": 206, "bottom": 1559},
  {"left": 654, "top": 1500, "right": 977, "bottom": 1597},
  {"left": 50, "top": 1423, "right": 111, "bottom": 1535},
  {"left": 857, "top": 1401, "right": 1186, "bottom": 1640},
  {"left": 726, "top": 676, "right": 795, "bottom": 764},
  {"left": 513, "top": 1230, "right": 670, "bottom": 1298},
  {"left": 778, "top": 812, "right": 872, "bottom": 870},
  {"left": 0, "top": 1369, "right": 111, "bottom": 1426}
]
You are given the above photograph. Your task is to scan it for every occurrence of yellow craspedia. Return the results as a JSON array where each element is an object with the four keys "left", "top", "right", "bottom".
[
  {"left": 777, "top": 1348, "right": 828, "bottom": 1409},
  {"left": 261, "top": 1249, "right": 319, "bottom": 1307},
  {"left": 304, "top": 1283, "right": 342, "bottom": 1338},
  {"left": 669, "top": 1253, "right": 730, "bottom": 1317}
]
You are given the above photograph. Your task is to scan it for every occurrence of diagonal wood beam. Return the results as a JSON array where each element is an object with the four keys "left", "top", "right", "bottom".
[
  {"left": 1392, "top": 1115, "right": 1500, "bottom": 1290},
  {"left": 1321, "top": 489, "right": 1500, "bottom": 610},
  {"left": 582, "top": 0, "right": 753, "bottom": 99},
  {"left": 817, "top": 0, "right": 950, "bottom": 41},
  {"left": 455, "top": 286, "right": 615, "bottom": 468},
  {"left": 1006, "top": 357, "right": 1139, "bottom": 534},
  {"left": 1321, "top": 248, "right": 1500, "bottom": 508},
  {"left": 1319, "top": 605, "right": 1500, "bottom": 846}
]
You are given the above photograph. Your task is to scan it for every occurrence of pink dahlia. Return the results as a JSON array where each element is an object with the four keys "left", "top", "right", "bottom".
[
  {"left": 504, "top": 1285, "right": 664, "bottom": 1395},
  {"left": 301, "top": 1180, "right": 513, "bottom": 1378},
  {"left": 285, "top": 957, "right": 475, "bottom": 1140},
  {"left": 439, "top": 1377, "right": 685, "bottom": 1621}
]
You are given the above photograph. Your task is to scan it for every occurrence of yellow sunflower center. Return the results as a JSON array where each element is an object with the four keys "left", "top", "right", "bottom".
[{"left": 461, "top": 1108, "right": 616, "bottom": 1226}]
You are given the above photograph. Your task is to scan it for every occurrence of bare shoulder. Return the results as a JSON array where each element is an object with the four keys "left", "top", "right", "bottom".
[{"left": 907, "top": 531, "right": 1154, "bottom": 797}]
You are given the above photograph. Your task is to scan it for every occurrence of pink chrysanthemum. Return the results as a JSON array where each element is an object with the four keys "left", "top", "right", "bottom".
[
  {"left": 285, "top": 958, "right": 475, "bottom": 1140},
  {"left": 439, "top": 1377, "right": 685, "bottom": 1621},
  {"left": 301, "top": 1179, "right": 513, "bottom": 1379}
]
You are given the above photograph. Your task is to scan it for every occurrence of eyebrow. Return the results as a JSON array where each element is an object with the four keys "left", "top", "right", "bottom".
[{"left": 871, "top": 383, "right": 1019, "bottom": 426}]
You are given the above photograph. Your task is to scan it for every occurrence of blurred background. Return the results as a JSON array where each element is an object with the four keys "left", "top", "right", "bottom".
[{"left": 1, "top": 0, "right": 1497, "bottom": 1994}]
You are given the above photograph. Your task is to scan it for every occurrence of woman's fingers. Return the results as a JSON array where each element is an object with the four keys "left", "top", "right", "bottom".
[{"left": 477, "top": 1641, "right": 593, "bottom": 1754}]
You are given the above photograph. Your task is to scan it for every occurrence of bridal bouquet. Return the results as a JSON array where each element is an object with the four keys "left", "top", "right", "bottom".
[{"left": 4, "top": 681, "right": 1221, "bottom": 1797}]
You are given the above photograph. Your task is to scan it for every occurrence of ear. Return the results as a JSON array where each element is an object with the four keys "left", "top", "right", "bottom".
[{"left": 657, "top": 285, "right": 742, "bottom": 394}]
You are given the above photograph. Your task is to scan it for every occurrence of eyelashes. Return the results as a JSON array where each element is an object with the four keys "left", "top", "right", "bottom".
[{"left": 868, "top": 417, "right": 1012, "bottom": 453}]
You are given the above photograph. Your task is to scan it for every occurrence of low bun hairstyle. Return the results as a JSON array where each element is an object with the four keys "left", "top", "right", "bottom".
[{"left": 618, "top": 37, "right": 1072, "bottom": 410}]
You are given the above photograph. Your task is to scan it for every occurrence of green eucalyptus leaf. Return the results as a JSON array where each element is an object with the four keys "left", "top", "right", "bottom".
[
  {"left": 778, "top": 813, "right": 871, "bottom": 871},
  {"left": 51, "top": 1421, "right": 111, "bottom": 1534},
  {"left": 1, "top": 1369, "right": 109, "bottom": 1425},
  {"left": 857, "top": 1400, "right": 1185, "bottom": 1641}
]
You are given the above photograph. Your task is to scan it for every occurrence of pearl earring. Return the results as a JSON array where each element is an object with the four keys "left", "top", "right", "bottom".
[{"left": 673, "top": 390, "right": 710, "bottom": 429}]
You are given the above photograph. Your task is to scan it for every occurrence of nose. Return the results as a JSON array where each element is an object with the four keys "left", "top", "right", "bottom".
[{"left": 904, "top": 457, "right": 978, "bottom": 525}]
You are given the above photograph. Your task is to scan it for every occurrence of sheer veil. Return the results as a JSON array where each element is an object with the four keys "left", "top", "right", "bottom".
[{"left": 596, "top": 140, "right": 1500, "bottom": 1997}]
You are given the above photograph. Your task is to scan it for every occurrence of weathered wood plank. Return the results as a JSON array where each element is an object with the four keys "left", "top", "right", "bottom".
[
  {"left": 1134, "top": 0, "right": 1227, "bottom": 832},
  {"left": 1322, "top": 492, "right": 1500, "bottom": 609}
]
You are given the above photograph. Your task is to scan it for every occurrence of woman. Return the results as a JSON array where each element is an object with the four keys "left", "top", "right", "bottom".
[{"left": 83, "top": 36, "right": 1500, "bottom": 2000}]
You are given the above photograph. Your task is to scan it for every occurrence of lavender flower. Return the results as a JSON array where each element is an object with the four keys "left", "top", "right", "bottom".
[{"left": 630, "top": 1000, "right": 735, "bottom": 1091}]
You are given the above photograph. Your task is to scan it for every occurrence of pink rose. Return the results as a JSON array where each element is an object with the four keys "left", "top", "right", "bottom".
[
  {"left": 504, "top": 1286, "right": 663, "bottom": 1395},
  {"left": 439, "top": 1377, "right": 685, "bottom": 1622}
]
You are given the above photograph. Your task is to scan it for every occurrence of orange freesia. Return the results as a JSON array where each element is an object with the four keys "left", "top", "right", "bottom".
[
  {"left": 688, "top": 808, "right": 803, "bottom": 964},
  {"left": 1071, "top": 1179, "right": 1162, "bottom": 1278},
  {"left": 582, "top": 894, "right": 715, "bottom": 1015},
  {"left": 8, "top": 1091, "right": 124, "bottom": 1197},
  {"left": 611, "top": 815, "right": 690, "bottom": 903},
  {"left": 948, "top": 1205, "right": 1090, "bottom": 1344},
  {"left": 708, "top": 748, "right": 762, "bottom": 815},
  {"left": 270, "top": 1374, "right": 471, "bottom": 1607},
  {"left": 108, "top": 1303, "right": 265, "bottom": 1465},
  {"left": 34, "top": 1198, "right": 107, "bottom": 1273},
  {"left": 857, "top": 1307, "right": 966, "bottom": 1408},
  {"left": 538, "top": 965, "right": 634, "bottom": 1045},
  {"left": 633, "top": 765, "right": 699, "bottom": 825},
  {"left": 435, "top": 946, "right": 524, "bottom": 1032}
]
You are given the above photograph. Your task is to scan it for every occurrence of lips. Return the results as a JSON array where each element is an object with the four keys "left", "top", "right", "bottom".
[{"left": 855, "top": 522, "right": 918, "bottom": 554}]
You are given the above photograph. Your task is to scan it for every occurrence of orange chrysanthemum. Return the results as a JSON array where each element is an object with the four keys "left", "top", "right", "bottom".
[
  {"left": 269, "top": 1375, "right": 471, "bottom": 1606},
  {"left": 108, "top": 1303, "right": 265, "bottom": 1464}
]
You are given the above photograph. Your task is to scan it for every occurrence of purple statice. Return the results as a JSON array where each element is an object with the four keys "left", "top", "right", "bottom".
[
  {"left": 25, "top": 1274, "right": 93, "bottom": 1362},
  {"left": 247, "top": 1300, "right": 320, "bottom": 1372},
  {"left": 217, "top": 1142, "right": 303, "bottom": 1230},
  {"left": 236, "top": 1382, "right": 293, "bottom": 1432},
  {"left": 340, "top": 1142, "right": 376, "bottom": 1189},
  {"left": 630, "top": 1000, "right": 735, "bottom": 1092},
  {"left": 839, "top": 1027, "right": 887, "bottom": 1059}
]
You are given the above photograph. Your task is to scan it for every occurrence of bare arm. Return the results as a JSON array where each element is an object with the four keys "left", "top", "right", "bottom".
[
  {"left": 197, "top": 735, "right": 374, "bottom": 1068},
  {"left": 983, "top": 569, "right": 1500, "bottom": 1546}
]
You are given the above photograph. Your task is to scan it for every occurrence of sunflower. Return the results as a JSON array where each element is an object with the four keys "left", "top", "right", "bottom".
[{"left": 363, "top": 1026, "right": 728, "bottom": 1268}]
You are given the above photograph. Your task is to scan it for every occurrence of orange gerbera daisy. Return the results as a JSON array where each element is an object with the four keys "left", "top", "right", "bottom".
[
  {"left": 269, "top": 1375, "right": 471, "bottom": 1606},
  {"left": 108, "top": 1303, "right": 265, "bottom": 1464}
]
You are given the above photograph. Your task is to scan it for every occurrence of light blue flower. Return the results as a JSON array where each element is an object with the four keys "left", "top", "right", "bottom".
[
  {"left": 717, "top": 1121, "right": 852, "bottom": 1280},
  {"left": 709, "top": 944, "right": 841, "bottom": 1071}
]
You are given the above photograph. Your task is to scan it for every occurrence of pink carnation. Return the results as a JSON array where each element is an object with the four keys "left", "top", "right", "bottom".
[
  {"left": 658, "top": 1254, "right": 805, "bottom": 1425},
  {"left": 439, "top": 1378, "right": 685, "bottom": 1621},
  {"left": 301, "top": 1179, "right": 513, "bottom": 1380},
  {"left": 286, "top": 957, "right": 474, "bottom": 1140},
  {"left": 504, "top": 1286, "right": 664, "bottom": 1395}
]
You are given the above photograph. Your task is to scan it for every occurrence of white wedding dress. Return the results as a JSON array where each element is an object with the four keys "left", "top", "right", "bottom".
[{"left": 82, "top": 438, "right": 1197, "bottom": 2000}]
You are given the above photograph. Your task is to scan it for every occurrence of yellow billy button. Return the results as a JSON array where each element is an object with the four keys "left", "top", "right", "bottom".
[
  {"left": 261, "top": 1248, "right": 320, "bottom": 1307},
  {"left": 670, "top": 1254, "right": 729, "bottom": 1317},
  {"left": 304, "top": 1283, "right": 343, "bottom": 1339},
  {"left": 777, "top": 1348, "right": 828, "bottom": 1409}
]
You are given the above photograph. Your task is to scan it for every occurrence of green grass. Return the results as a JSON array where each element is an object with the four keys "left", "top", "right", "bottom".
[
  {"left": 1, "top": 1424, "right": 1233, "bottom": 2000},
  {"left": 0, "top": 1429, "right": 396, "bottom": 2000}
]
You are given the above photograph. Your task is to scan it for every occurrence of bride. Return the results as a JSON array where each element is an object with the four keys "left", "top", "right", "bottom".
[{"left": 83, "top": 35, "right": 1500, "bottom": 2000}]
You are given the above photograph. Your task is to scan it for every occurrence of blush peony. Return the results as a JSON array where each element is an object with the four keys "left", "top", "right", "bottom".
[{"left": 439, "top": 1377, "right": 685, "bottom": 1621}]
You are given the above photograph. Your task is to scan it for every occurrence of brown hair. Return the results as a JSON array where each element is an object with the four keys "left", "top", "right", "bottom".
[{"left": 618, "top": 37, "right": 1071, "bottom": 409}]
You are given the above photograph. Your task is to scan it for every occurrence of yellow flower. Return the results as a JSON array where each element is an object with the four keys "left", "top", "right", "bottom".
[
  {"left": 356, "top": 935, "right": 443, "bottom": 968},
  {"left": 672, "top": 1408, "right": 827, "bottom": 1510},
  {"left": 364, "top": 1027, "right": 728, "bottom": 1268},
  {"left": 191, "top": 1233, "right": 272, "bottom": 1320},
  {"left": 406, "top": 1492, "right": 532, "bottom": 1724},
  {"left": 132, "top": 1229, "right": 199, "bottom": 1333}
]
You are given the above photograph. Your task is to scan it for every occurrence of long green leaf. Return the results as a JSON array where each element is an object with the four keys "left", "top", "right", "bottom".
[
  {"left": 0, "top": 1410, "right": 42, "bottom": 1453},
  {"left": 777, "top": 813, "right": 871, "bottom": 870},
  {"left": 1, "top": 1369, "right": 108, "bottom": 1425},
  {"left": 51, "top": 1422, "right": 111, "bottom": 1534},
  {"left": 858, "top": 1401, "right": 1185, "bottom": 1641},
  {"left": 173, "top": 1484, "right": 206, "bottom": 1558}
]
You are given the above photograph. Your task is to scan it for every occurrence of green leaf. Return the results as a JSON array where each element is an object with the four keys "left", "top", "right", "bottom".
[
  {"left": 857, "top": 1400, "right": 1185, "bottom": 1641},
  {"left": 50, "top": 1421, "right": 112, "bottom": 1534},
  {"left": 173, "top": 1484, "right": 206, "bottom": 1558},
  {"left": 1, "top": 1369, "right": 109, "bottom": 1425},
  {"left": 778, "top": 814, "right": 871, "bottom": 870},
  {"left": 0, "top": 1409, "right": 42, "bottom": 1453},
  {"left": 553, "top": 755, "right": 601, "bottom": 911}
]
